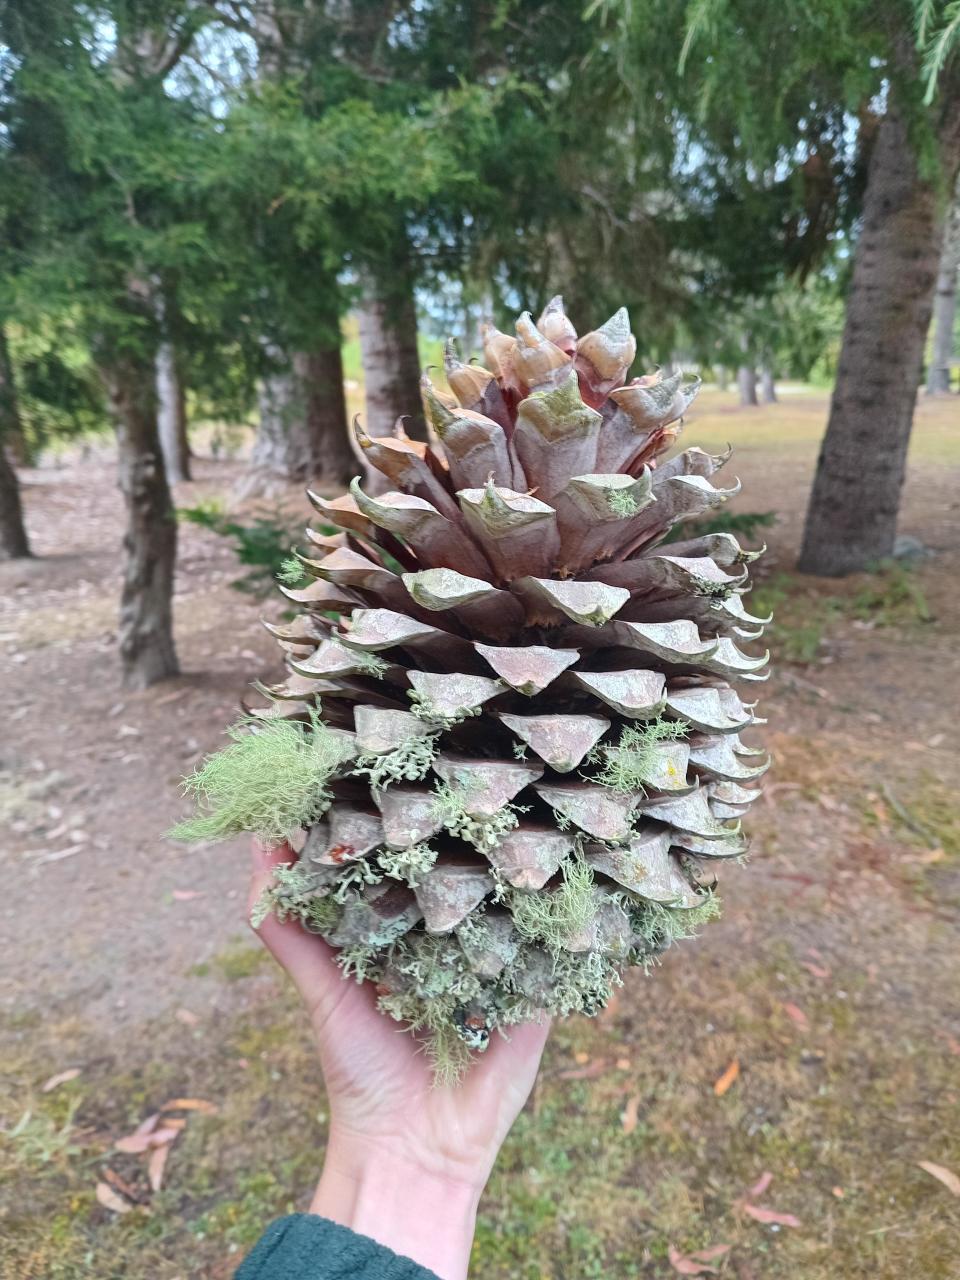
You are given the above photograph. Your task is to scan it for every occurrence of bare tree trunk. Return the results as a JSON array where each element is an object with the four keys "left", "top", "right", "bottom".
[
  {"left": 799, "top": 88, "right": 960, "bottom": 576},
  {"left": 357, "top": 259, "right": 426, "bottom": 441},
  {"left": 156, "top": 340, "right": 191, "bottom": 483},
  {"left": 244, "top": 342, "right": 352, "bottom": 493},
  {"left": 737, "top": 364, "right": 758, "bottom": 406},
  {"left": 759, "top": 363, "right": 778, "bottom": 403},
  {"left": 104, "top": 353, "right": 179, "bottom": 688},
  {"left": 0, "top": 325, "right": 31, "bottom": 559},
  {"left": 926, "top": 189, "right": 959, "bottom": 394},
  {"left": 303, "top": 346, "right": 354, "bottom": 490}
]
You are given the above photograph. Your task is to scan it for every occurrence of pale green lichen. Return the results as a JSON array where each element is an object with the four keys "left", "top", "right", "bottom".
[
  {"left": 170, "top": 711, "right": 353, "bottom": 844},
  {"left": 277, "top": 556, "right": 305, "bottom": 586},
  {"left": 352, "top": 736, "right": 438, "bottom": 790},
  {"left": 353, "top": 650, "right": 389, "bottom": 679},
  {"left": 587, "top": 717, "right": 689, "bottom": 795},
  {"left": 376, "top": 842, "right": 438, "bottom": 887},
  {"left": 607, "top": 487, "right": 640, "bottom": 517},
  {"left": 407, "top": 688, "right": 481, "bottom": 730},
  {"left": 510, "top": 854, "right": 596, "bottom": 950},
  {"left": 431, "top": 780, "right": 528, "bottom": 851},
  {"left": 251, "top": 861, "right": 340, "bottom": 933},
  {"left": 627, "top": 894, "right": 721, "bottom": 951}
]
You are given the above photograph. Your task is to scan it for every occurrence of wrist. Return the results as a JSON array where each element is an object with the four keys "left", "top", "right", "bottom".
[{"left": 311, "top": 1130, "right": 482, "bottom": 1280}]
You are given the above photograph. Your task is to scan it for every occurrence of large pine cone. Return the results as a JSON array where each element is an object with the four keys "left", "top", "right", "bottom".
[{"left": 252, "top": 300, "right": 768, "bottom": 1076}]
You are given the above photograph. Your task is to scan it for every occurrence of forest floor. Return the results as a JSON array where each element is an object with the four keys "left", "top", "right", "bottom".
[{"left": 1, "top": 388, "right": 959, "bottom": 1280}]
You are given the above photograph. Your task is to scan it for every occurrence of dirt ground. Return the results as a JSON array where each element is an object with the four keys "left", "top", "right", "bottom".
[{"left": 2, "top": 389, "right": 959, "bottom": 1279}]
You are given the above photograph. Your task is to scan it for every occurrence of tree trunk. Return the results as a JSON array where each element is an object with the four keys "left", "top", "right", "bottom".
[
  {"left": 0, "top": 325, "right": 31, "bottom": 558},
  {"left": 737, "top": 364, "right": 758, "bottom": 406},
  {"left": 302, "top": 345, "right": 355, "bottom": 490},
  {"left": 357, "top": 260, "right": 426, "bottom": 440},
  {"left": 244, "top": 342, "right": 352, "bottom": 493},
  {"left": 926, "top": 189, "right": 959, "bottom": 394},
  {"left": 798, "top": 89, "right": 960, "bottom": 576},
  {"left": 759, "top": 363, "right": 778, "bottom": 403},
  {"left": 104, "top": 353, "right": 179, "bottom": 688},
  {"left": 0, "top": 444, "right": 30, "bottom": 560},
  {"left": 714, "top": 365, "right": 730, "bottom": 391},
  {"left": 155, "top": 340, "right": 191, "bottom": 483}
]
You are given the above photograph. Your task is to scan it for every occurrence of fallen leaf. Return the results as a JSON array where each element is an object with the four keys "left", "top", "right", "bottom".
[
  {"left": 936, "top": 1031, "right": 960, "bottom": 1057},
  {"left": 172, "top": 889, "right": 203, "bottom": 901},
  {"left": 41, "top": 1068, "right": 81, "bottom": 1093},
  {"left": 917, "top": 1161, "right": 960, "bottom": 1196},
  {"left": 902, "top": 847, "right": 945, "bottom": 865},
  {"left": 160, "top": 1097, "right": 219, "bottom": 1115},
  {"left": 800, "top": 961, "right": 830, "bottom": 979},
  {"left": 621, "top": 1094, "right": 640, "bottom": 1134},
  {"left": 690, "top": 1246, "right": 732, "bottom": 1262},
  {"left": 103, "top": 1167, "right": 139, "bottom": 1199},
  {"left": 831, "top": 1186, "right": 844, "bottom": 1198},
  {"left": 668, "top": 1244, "right": 726, "bottom": 1275},
  {"left": 781, "top": 1002, "right": 809, "bottom": 1030},
  {"left": 574, "top": 1051, "right": 590, "bottom": 1064},
  {"left": 743, "top": 1203, "right": 801, "bottom": 1228},
  {"left": 96, "top": 1181, "right": 133, "bottom": 1214},
  {"left": 746, "top": 1170, "right": 773, "bottom": 1199},
  {"left": 115, "top": 1125, "right": 180, "bottom": 1154},
  {"left": 713, "top": 1059, "right": 740, "bottom": 1096},
  {"left": 615, "top": 1057, "right": 632, "bottom": 1070},
  {"left": 556, "top": 1058, "right": 608, "bottom": 1081},
  {"left": 175, "top": 1008, "right": 200, "bottom": 1027},
  {"left": 148, "top": 1144, "right": 170, "bottom": 1192}
]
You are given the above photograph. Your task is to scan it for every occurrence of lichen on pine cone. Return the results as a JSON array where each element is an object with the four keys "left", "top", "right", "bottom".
[{"left": 174, "top": 298, "right": 770, "bottom": 1080}]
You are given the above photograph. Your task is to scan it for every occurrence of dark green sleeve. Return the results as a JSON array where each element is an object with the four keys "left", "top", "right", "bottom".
[{"left": 235, "top": 1213, "right": 442, "bottom": 1280}]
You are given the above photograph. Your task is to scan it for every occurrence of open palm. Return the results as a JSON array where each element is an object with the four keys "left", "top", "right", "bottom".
[{"left": 249, "top": 840, "right": 550, "bottom": 1191}]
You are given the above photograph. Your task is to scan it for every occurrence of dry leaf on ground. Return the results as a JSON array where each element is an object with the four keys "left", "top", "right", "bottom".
[
  {"left": 742, "top": 1203, "right": 801, "bottom": 1228},
  {"left": 621, "top": 1094, "right": 640, "bottom": 1134},
  {"left": 917, "top": 1161, "right": 960, "bottom": 1196},
  {"left": 172, "top": 889, "right": 203, "bottom": 901},
  {"left": 41, "top": 1068, "right": 81, "bottom": 1092},
  {"left": 668, "top": 1244, "right": 731, "bottom": 1275},
  {"left": 556, "top": 1059, "right": 608, "bottom": 1081},
  {"left": 746, "top": 1170, "right": 773, "bottom": 1199},
  {"left": 148, "top": 1144, "right": 170, "bottom": 1192},
  {"left": 115, "top": 1125, "right": 180, "bottom": 1154},
  {"left": 174, "top": 1008, "right": 200, "bottom": 1026},
  {"left": 713, "top": 1059, "right": 740, "bottom": 1096},
  {"left": 161, "top": 1097, "right": 219, "bottom": 1114},
  {"left": 95, "top": 1181, "right": 133, "bottom": 1214},
  {"left": 781, "top": 1002, "right": 809, "bottom": 1030}
]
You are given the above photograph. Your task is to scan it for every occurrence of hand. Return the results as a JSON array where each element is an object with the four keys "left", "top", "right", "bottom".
[{"left": 249, "top": 840, "right": 550, "bottom": 1280}]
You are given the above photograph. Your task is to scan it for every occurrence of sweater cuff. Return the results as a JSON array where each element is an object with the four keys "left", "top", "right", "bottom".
[{"left": 235, "top": 1213, "right": 442, "bottom": 1280}]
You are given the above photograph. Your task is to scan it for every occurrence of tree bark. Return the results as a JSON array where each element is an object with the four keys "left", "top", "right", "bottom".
[
  {"left": 0, "top": 325, "right": 31, "bottom": 558},
  {"left": 737, "top": 364, "right": 758, "bottom": 406},
  {"left": 926, "top": 188, "right": 959, "bottom": 394},
  {"left": 104, "top": 353, "right": 179, "bottom": 688},
  {"left": 155, "top": 339, "right": 191, "bottom": 483},
  {"left": 244, "top": 342, "right": 353, "bottom": 493},
  {"left": 799, "top": 88, "right": 960, "bottom": 576},
  {"left": 759, "top": 363, "right": 778, "bottom": 403},
  {"left": 357, "top": 260, "right": 426, "bottom": 440}
]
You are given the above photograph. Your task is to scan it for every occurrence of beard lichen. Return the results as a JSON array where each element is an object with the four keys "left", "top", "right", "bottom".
[
  {"left": 587, "top": 717, "right": 689, "bottom": 794},
  {"left": 510, "top": 853, "right": 596, "bottom": 949},
  {"left": 169, "top": 711, "right": 353, "bottom": 844}
]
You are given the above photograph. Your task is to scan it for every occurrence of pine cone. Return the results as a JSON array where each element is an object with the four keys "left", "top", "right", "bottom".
[{"left": 179, "top": 300, "right": 769, "bottom": 1079}]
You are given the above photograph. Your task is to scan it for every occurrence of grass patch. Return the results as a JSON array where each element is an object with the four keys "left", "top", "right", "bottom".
[{"left": 753, "top": 562, "right": 933, "bottom": 664}]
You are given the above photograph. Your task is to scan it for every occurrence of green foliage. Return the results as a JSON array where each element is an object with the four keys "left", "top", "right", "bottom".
[
  {"left": 588, "top": 719, "right": 689, "bottom": 794},
  {"left": 170, "top": 713, "right": 353, "bottom": 844},
  {"left": 664, "top": 509, "right": 777, "bottom": 545},
  {"left": 178, "top": 501, "right": 320, "bottom": 596},
  {"left": 754, "top": 562, "right": 932, "bottom": 663}
]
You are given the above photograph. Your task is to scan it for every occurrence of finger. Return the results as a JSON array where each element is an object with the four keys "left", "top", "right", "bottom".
[{"left": 247, "top": 838, "right": 341, "bottom": 1002}]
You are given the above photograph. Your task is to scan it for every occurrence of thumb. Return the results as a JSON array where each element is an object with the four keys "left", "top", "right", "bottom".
[{"left": 248, "top": 839, "right": 342, "bottom": 1007}]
